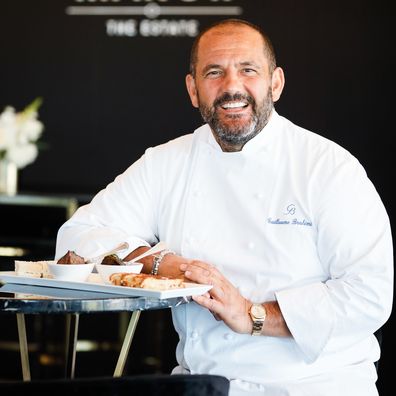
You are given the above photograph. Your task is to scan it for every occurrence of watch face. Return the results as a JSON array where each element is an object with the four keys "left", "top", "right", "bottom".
[{"left": 251, "top": 304, "right": 266, "bottom": 319}]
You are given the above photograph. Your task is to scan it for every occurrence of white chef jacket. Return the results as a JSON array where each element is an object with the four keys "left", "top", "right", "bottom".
[{"left": 56, "top": 111, "right": 393, "bottom": 396}]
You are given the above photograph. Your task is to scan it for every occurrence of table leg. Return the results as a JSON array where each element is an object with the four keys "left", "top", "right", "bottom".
[
  {"left": 113, "top": 310, "right": 141, "bottom": 377},
  {"left": 64, "top": 313, "right": 79, "bottom": 378},
  {"left": 16, "top": 313, "right": 31, "bottom": 381}
]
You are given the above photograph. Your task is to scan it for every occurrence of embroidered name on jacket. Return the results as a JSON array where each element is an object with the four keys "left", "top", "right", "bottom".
[
  {"left": 267, "top": 218, "right": 312, "bottom": 226},
  {"left": 267, "top": 204, "right": 312, "bottom": 226}
]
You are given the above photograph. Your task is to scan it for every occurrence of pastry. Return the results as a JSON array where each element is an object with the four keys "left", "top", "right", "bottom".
[
  {"left": 57, "top": 250, "right": 85, "bottom": 264},
  {"left": 101, "top": 254, "right": 124, "bottom": 265},
  {"left": 15, "top": 260, "right": 52, "bottom": 278},
  {"left": 110, "top": 273, "right": 184, "bottom": 291}
]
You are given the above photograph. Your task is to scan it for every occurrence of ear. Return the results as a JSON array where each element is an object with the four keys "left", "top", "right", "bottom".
[
  {"left": 186, "top": 74, "right": 199, "bottom": 108},
  {"left": 271, "top": 67, "right": 285, "bottom": 102}
]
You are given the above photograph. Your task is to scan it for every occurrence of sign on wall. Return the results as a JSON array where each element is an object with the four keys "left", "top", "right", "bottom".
[{"left": 66, "top": 0, "right": 244, "bottom": 38}]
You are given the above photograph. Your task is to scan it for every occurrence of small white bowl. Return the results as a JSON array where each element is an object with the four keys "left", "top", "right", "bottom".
[
  {"left": 95, "top": 263, "right": 143, "bottom": 284},
  {"left": 47, "top": 263, "right": 95, "bottom": 282}
]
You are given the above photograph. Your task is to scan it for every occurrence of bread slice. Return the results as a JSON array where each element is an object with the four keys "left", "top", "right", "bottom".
[
  {"left": 110, "top": 273, "right": 184, "bottom": 291},
  {"left": 15, "top": 260, "right": 52, "bottom": 278}
]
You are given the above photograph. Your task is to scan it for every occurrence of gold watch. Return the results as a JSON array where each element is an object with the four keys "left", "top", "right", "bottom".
[{"left": 249, "top": 303, "right": 266, "bottom": 336}]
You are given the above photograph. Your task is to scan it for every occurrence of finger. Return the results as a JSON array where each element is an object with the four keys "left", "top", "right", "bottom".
[
  {"left": 181, "top": 261, "right": 220, "bottom": 277},
  {"left": 188, "top": 260, "right": 214, "bottom": 272},
  {"left": 193, "top": 294, "right": 222, "bottom": 321},
  {"left": 208, "top": 282, "right": 227, "bottom": 299},
  {"left": 184, "top": 265, "right": 223, "bottom": 286},
  {"left": 192, "top": 294, "right": 225, "bottom": 318},
  {"left": 192, "top": 294, "right": 213, "bottom": 309},
  {"left": 211, "top": 311, "right": 222, "bottom": 321}
]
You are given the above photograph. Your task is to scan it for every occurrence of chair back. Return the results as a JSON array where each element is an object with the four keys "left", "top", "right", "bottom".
[{"left": 0, "top": 374, "right": 230, "bottom": 396}]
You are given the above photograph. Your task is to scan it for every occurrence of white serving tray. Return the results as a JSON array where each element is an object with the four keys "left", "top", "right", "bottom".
[{"left": 0, "top": 271, "right": 212, "bottom": 300}]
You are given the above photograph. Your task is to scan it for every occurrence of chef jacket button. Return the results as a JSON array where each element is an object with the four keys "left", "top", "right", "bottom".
[
  {"left": 247, "top": 242, "right": 255, "bottom": 250},
  {"left": 190, "top": 331, "right": 199, "bottom": 340},
  {"left": 224, "top": 333, "right": 234, "bottom": 341},
  {"left": 193, "top": 190, "right": 200, "bottom": 197},
  {"left": 256, "top": 192, "right": 265, "bottom": 199}
]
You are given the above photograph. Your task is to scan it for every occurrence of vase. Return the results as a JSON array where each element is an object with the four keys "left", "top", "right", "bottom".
[{"left": 0, "top": 158, "right": 18, "bottom": 195}]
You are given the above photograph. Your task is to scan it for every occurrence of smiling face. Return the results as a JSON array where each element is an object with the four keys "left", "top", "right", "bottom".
[{"left": 186, "top": 23, "right": 285, "bottom": 152}]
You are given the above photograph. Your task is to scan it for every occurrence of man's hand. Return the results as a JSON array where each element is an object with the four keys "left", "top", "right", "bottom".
[
  {"left": 126, "top": 247, "right": 291, "bottom": 337},
  {"left": 180, "top": 261, "right": 252, "bottom": 334}
]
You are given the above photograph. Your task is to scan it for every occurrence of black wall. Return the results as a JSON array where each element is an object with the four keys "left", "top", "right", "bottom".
[{"left": 1, "top": 0, "right": 394, "bottom": 394}]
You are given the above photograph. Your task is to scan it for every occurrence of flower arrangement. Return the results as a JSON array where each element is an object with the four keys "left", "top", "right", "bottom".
[{"left": 0, "top": 98, "right": 44, "bottom": 169}]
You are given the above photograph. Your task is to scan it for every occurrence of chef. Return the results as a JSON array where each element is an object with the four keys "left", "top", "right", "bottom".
[{"left": 56, "top": 19, "right": 393, "bottom": 396}]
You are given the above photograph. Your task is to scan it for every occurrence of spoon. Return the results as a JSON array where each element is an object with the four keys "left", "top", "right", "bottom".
[{"left": 85, "top": 242, "right": 129, "bottom": 263}]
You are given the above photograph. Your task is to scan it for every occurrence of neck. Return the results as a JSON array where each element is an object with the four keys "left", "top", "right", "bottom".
[{"left": 213, "top": 135, "right": 245, "bottom": 152}]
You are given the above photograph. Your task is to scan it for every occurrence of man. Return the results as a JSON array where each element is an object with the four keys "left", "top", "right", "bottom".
[{"left": 56, "top": 19, "right": 393, "bottom": 395}]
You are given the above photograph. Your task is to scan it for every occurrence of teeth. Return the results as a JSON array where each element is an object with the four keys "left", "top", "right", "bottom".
[{"left": 221, "top": 102, "right": 247, "bottom": 109}]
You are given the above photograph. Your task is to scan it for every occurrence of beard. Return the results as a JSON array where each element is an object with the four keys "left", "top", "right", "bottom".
[{"left": 198, "top": 89, "right": 274, "bottom": 148}]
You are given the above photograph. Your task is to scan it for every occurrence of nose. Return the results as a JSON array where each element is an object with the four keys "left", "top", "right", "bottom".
[{"left": 221, "top": 70, "right": 244, "bottom": 94}]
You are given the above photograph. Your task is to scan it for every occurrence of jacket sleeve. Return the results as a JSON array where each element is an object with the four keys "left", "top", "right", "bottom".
[
  {"left": 275, "top": 157, "right": 393, "bottom": 363},
  {"left": 55, "top": 148, "right": 160, "bottom": 260}
]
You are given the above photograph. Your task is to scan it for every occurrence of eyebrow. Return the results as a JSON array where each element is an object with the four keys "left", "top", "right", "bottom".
[
  {"left": 201, "top": 61, "right": 262, "bottom": 75},
  {"left": 201, "top": 64, "right": 222, "bottom": 75},
  {"left": 239, "top": 61, "right": 261, "bottom": 69}
]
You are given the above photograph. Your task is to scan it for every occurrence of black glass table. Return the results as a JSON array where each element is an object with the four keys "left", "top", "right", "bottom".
[{"left": 0, "top": 282, "right": 187, "bottom": 381}]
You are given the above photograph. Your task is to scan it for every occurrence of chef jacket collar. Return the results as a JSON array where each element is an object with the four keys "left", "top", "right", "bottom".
[{"left": 204, "top": 109, "right": 281, "bottom": 155}]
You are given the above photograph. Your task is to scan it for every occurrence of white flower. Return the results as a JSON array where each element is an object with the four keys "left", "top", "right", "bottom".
[
  {"left": 6, "top": 143, "right": 38, "bottom": 168},
  {"left": 17, "top": 113, "right": 44, "bottom": 145},
  {"left": 0, "top": 98, "right": 44, "bottom": 169},
  {"left": 0, "top": 107, "right": 18, "bottom": 151}
]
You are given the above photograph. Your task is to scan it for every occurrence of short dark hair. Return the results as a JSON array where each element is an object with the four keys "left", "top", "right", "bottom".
[{"left": 189, "top": 19, "right": 277, "bottom": 77}]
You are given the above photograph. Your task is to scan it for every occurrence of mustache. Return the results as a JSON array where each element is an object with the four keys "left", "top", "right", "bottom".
[{"left": 213, "top": 92, "right": 255, "bottom": 108}]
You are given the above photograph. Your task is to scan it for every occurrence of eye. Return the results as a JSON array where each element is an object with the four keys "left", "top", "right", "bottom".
[
  {"left": 204, "top": 70, "right": 222, "bottom": 78},
  {"left": 242, "top": 68, "right": 257, "bottom": 75}
]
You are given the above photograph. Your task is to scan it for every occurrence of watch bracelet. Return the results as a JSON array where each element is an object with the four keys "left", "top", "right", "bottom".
[
  {"left": 252, "top": 321, "right": 263, "bottom": 335},
  {"left": 151, "top": 249, "right": 175, "bottom": 275}
]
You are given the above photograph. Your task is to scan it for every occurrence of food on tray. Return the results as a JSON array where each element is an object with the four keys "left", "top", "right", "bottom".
[
  {"left": 110, "top": 273, "right": 184, "bottom": 291},
  {"left": 57, "top": 250, "right": 85, "bottom": 264},
  {"left": 96, "top": 263, "right": 143, "bottom": 284},
  {"left": 15, "top": 260, "right": 52, "bottom": 278},
  {"left": 57, "top": 250, "right": 125, "bottom": 265},
  {"left": 101, "top": 254, "right": 124, "bottom": 265}
]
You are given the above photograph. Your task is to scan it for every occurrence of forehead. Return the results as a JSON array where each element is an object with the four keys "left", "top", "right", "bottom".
[{"left": 196, "top": 25, "right": 267, "bottom": 69}]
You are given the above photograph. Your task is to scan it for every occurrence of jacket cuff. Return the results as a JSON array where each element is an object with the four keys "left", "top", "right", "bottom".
[{"left": 275, "top": 282, "right": 335, "bottom": 362}]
